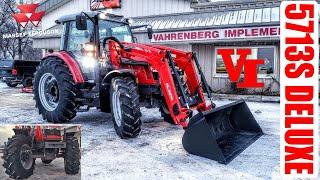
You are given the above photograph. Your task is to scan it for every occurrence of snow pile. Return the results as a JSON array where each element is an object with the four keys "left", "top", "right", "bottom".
[
  {"left": 0, "top": 85, "right": 283, "bottom": 179},
  {"left": 0, "top": 82, "right": 7, "bottom": 89}
]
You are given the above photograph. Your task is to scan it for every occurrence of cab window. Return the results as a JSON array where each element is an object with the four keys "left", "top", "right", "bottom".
[{"left": 67, "top": 20, "right": 94, "bottom": 56}]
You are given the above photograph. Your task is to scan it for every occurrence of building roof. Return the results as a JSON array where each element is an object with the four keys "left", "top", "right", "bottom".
[
  {"left": 191, "top": 0, "right": 281, "bottom": 10},
  {"left": 38, "top": 0, "right": 72, "bottom": 14},
  {"left": 131, "top": 6, "right": 280, "bottom": 32},
  {"left": 55, "top": 11, "right": 126, "bottom": 24}
]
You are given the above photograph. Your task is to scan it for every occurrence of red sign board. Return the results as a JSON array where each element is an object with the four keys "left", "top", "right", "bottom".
[
  {"left": 152, "top": 26, "right": 280, "bottom": 43},
  {"left": 91, "top": 0, "right": 121, "bottom": 10},
  {"left": 217, "top": 49, "right": 264, "bottom": 88}
]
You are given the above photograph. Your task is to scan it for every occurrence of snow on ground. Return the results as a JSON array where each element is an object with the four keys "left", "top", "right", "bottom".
[
  {"left": 0, "top": 126, "right": 80, "bottom": 180},
  {"left": 0, "top": 82, "right": 283, "bottom": 179}
]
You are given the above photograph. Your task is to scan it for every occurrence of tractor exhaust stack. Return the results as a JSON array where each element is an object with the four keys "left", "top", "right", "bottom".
[{"left": 182, "top": 100, "right": 263, "bottom": 164}]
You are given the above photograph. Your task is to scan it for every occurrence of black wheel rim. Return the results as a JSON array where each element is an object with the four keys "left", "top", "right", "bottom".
[{"left": 20, "top": 144, "right": 33, "bottom": 170}]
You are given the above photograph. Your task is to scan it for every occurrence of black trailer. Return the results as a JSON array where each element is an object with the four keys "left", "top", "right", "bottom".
[{"left": 0, "top": 59, "right": 40, "bottom": 87}]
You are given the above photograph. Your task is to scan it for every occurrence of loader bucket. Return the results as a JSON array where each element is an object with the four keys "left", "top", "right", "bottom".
[{"left": 182, "top": 100, "right": 263, "bottom": 164}]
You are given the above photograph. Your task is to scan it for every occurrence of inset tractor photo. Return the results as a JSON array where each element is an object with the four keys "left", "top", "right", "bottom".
[{"left": 0, "top": 125, "right": 81, "bottom": 180}]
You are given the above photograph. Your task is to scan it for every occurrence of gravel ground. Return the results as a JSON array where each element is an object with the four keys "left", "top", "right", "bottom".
[
  {"left": 0, "top": 82, "right": 284, "bottom": 179},
  {"left": 0, "top": 126, "right": 80, "bottom": 180}
]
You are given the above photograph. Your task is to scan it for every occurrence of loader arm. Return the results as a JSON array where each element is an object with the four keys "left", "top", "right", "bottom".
[
  {"left": 148, "top": 44, "right": 212, "bottom": 111},
  {"left": 111, "top": 42, "right": 263, "bottom": 164},
  {"left": 109, "top": 41, "right": 209, "bottom": 127}
]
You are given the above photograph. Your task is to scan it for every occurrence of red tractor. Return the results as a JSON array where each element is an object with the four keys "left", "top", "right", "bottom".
[
  {"left": 1, "top": 126, "right": 80, "bottom": 179},
  {"left": 33, "top": 12, "right": 263, "bottom": 164}
]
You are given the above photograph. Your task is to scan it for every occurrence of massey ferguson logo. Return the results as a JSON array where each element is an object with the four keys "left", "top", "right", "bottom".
[
  {"left": 217, "top": 49, "right": 265, "bottom": 88},
  {"left": 12, "top": 3, "right": 45, "bottom": 28}
]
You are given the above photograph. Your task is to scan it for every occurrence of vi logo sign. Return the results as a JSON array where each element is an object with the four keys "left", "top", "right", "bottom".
[
  {"left": 12, "top": 3, "right": 45, "bottom": 28},
  {"left": 217, "top": 49, "right": 265, "bottom": 88}
]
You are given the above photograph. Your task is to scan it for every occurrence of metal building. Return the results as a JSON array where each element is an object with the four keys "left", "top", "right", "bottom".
[{"left": 33, "top": 0, "right": 281, "bottom": 95}]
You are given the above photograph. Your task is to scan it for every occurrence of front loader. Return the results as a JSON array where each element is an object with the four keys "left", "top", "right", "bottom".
[
  {"left": 1, "top": 126, "right": 80, "bottom": 179},
  {"left": 33, "top": 11, "right": 263, "bottom": 164}
]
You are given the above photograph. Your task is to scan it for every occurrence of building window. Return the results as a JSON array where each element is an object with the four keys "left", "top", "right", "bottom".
[{"left": 215, "top": 46, "right": 275, "bottom": 74}]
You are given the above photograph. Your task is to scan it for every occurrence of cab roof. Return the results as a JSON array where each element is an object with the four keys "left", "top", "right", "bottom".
[{"left": 55, "top": 11, "right": 126, "bottom": 24}]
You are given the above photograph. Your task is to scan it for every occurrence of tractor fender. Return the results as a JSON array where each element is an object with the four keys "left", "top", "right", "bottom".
[
  {"left": 42, "top": 51, "right": 85, "bottom": 83},
  {"left": 102, "top": 69, "right": 135, "bottom": 84}
]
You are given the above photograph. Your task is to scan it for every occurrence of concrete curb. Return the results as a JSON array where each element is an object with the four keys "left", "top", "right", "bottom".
[{"left": 209, "top": 93, "right": 280, "bottom": 103}]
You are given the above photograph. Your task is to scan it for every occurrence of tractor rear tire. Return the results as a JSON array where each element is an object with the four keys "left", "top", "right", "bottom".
[
  {"left": 2, "top": 135, "right": 35, "bottom": 179},
  {"left": 34, "top": 58, "right": 78, "bottom": 123},
  {"left": 64, "top": 137, "right": 80, "bottom": 175},
  {"left": 159, "top": 105, "right": 175, "bottom": 125},
  {"left": 5, "top": 81, "right": 18, "bottom": 88},
  {"left": 41, "top": 159, "right": 53, "bottom": 164},
  {"left": 110, "top": 77, "right": 142, "bottom": 139}
]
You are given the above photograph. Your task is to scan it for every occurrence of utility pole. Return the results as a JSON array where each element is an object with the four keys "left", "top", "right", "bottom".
[{"left": 17, "top": 0, "right": 23, "bottom": 60}]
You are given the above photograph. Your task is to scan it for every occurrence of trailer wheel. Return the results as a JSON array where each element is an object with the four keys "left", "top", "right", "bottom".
[
  {"left": 34, "top": 58, "right": 78, "bottom": 123},
  {"left": 5, "top": 81, "right": 18, "bottom": 88},
  {"left": 2, "top": 135, "right": 35, "bottom": 179},
  {"left": 64, "top": 137, "right": 80, "bottom": 175},
  {"left": 41, "top": 159, "right": 53, "bottom": 164},
  {"left": 110, "top": 77, "right": 142, "bottom": 138},
  {"left": 159, "top": 105, "right": 175, "bottom": 125}
]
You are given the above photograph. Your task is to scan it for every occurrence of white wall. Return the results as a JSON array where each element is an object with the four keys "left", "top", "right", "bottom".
[
  {"left": 41, "top": 0, "right": 192, "bottom": 30},
  {"left": 112, "top": 0, "right": 192, "bottom": 17},
  {"left": 41, "top": 0, "right": 90, "bottom": 30}
]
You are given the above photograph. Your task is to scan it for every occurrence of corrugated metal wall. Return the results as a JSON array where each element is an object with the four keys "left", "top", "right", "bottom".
[
  {"left": 41, "top": 0, "right": 91, "bottom": 30},
  {"left": 41, "top": 0, "right": 192, "bottom": 30},
  {"left": 113, "top": 0, "right": 192, "bottom": 17},
  {"left": 166, "top": 44, "right": 192, "bottom": 52},
  {"left": 33, "top": 38, "right": 60, "bottom": 49},
  {"left": 192, "top": 44, "right": 215, "bottom": 87}
]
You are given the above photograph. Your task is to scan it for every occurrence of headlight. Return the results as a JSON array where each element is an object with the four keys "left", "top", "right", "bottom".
[
  {"left": 84, "top": 44, "right": 95, "bottom": 52},
  {"left": 98, "top": 13, "right": 107, "bottom": 20},
  {"left": 81, "top": 57, "right": 96, "bottom": 69}
]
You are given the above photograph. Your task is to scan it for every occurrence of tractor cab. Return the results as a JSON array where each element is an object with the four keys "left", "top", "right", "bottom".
[{"left": 55, "top": 12, "right": 152, "bottom": 82}]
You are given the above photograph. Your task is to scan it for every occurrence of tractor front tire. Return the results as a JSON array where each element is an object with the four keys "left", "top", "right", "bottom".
[
  {"left": 64, "top": 137, "right": 80, "bottom": 175},
  {"left": 110, "top": 77, "right": 142, "bottom": 139},
  {"left": 34, "top": 58, "right": 78, "bottom": 123},
  {"left": 2, "top": 135, "right": 35, "bottom": 179}
]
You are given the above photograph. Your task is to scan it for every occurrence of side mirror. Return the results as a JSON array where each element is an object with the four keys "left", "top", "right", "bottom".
[
  {"left": 147, "top": 26, "right": 153, "bottom": 40},
  {"left": 76, "top": 15, "right": 87, "bottom": 30}
]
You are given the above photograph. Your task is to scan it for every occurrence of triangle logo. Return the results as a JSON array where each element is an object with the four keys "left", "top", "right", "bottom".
[
  {"left": 25, "top": 13, "right": 32, "bottom": 18},
  {"left": 31, "top": 21, "right": 40, "bottom": 26},
  {"left": 20, "top": 22, "right": 28, "bottom": 28}
]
